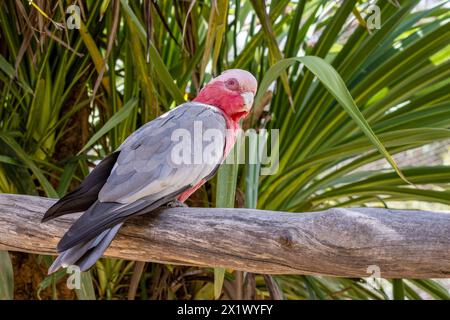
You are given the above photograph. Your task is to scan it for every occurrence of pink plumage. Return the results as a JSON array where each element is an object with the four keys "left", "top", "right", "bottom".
[{"left": 179, "top": 70, "right": 258, "bottom": 201}]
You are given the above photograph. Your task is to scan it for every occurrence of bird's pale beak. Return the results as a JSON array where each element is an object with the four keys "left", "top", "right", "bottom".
[{"left": 241, "top": 92, "right": 254, "bottom": 112}]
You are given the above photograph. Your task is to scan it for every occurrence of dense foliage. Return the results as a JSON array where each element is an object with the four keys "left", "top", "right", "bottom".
[{"left": 0, "top": 0, "right": 449, "bottom": 299}]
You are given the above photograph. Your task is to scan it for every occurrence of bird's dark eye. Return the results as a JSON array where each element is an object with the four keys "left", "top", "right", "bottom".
[{"left": 225, "top": 78, "right": 239, "bottom": 91}]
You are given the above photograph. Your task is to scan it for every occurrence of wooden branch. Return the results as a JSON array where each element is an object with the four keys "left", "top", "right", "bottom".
[{"left": 1, "top": 194, "right": 449, "bottom": 278}]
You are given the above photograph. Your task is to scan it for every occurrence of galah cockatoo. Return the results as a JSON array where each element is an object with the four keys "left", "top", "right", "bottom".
[{"left": 43, "top": 69, "right": 257, "bottom": 274}]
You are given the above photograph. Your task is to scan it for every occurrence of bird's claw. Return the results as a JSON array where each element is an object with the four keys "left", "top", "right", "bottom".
[{"left": 165, "top": 200, "right": 188, "bottom": 208}]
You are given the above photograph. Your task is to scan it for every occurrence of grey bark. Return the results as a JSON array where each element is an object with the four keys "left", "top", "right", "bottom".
[{"left": 0, "top": 194, "right": 449, "bottom": 278}]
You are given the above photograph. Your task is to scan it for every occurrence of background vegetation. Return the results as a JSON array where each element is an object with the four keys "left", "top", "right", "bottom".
[{"left": 0, "top": 0, "right": 449, "bottom": 299}]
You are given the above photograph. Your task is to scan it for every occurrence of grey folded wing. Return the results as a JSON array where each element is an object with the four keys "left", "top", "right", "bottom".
[
  {"left": 101, "top": 102, "right": 227, "bottom": 203},
  {"left": 58, "top": 102, "right": 227, "bottom": 251}
]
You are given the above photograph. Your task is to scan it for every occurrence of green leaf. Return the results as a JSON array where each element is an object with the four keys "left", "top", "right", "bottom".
[
  {"left": 75, "top": 271, "right": 96, "bottom": 300},
  {"left": 194, "top": 282, "right": 215, "bottom": 300},
  {"left": 213, "top": 268, "right": 226, "bottom": 300},
  {"left": 0, "top": 155, "right": 21, "bottom": 166},
  {"left": 258, "top": 56, "right": 408, "bottom": 183},
  {"left": 0, "top": 251, "right": 14, "bottom": 300},
  {"left": 0, "top": 54, "right": 15, "bottom": 78},
  {"left": 57, "top": 158, "right": 80, "bottom": 196},
  {"left": 410, "top": 279, "right": 450, "bottom": 300},
  {"left": 124, "top": 14, "right": 159, "bottom": 119},
  {"left": 37, "top": 268, "right": 67, "bottom": 300},
  {"left": 392, "top": 279, "right": 405, "bottom": 300},
  {"left": 0, "top": 134, "right": 58, "bottom": 198},
  {"left": 201, "top": 0, "right": 229, "bottom": 77},
  {"left": 120, "top": 0, "right": 185, "bottom": 104},
  {"left": 25, "top": 79, "right": 46, "bottom": 141},
  {"left": 213, "top": 139, "right": 241, "bottom": 299},
  {"left": 251, "top": 0, "right": 293, "bottom": 107},
  {"left": 0, "top": 54, "right": 32, "bottom": 93},
  {"left": 78, "top": 98, "right": 138, "bottom": 154},
  {"left": 216, "top": 163, "right": 239, "bottom": 208}
]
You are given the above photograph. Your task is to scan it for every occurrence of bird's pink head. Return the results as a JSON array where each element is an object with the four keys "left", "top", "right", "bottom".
[{"left": 193, "top": 69, "right": 258, "bottom": 122}]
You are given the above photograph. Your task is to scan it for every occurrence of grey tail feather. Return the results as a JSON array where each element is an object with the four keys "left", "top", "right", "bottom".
[
  {"left": 48, "top": 223, "right": 123, "bottom": 274},
  {"left": 42, "top": 151, "right": 120, "bottom": 223}
]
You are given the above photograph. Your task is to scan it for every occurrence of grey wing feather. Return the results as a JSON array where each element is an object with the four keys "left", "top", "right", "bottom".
[
  {"left": 57, "top": 102, "right": 227, "bottom": 252},
  {"left": 42, "top": 152, "right": 120, "bottom": 222},
  {"left": 100, "top": 102, "right": 227, "bottom": 203},
  {"left": 57, "top": 188, "right": 188, "bottom": 251},
  {"left": 49, "top": 223, "right": 123, "bottom": 273}
]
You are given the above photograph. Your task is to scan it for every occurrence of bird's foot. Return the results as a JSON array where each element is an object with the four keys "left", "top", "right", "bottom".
[{"left": 165, "top": 200, "right": 188, "bottom": 208}]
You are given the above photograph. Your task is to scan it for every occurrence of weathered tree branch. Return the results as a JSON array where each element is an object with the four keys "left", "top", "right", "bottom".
[{"left": 0, "top": 194, "right": 449, "bottom": 278}]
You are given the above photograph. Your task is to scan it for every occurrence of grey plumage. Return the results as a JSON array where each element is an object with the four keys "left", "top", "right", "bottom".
[
  {"left": 42, "top": 152, "right": 120, "bottom": 222},
  {"left": 44, "top": 102, "right": 228, "bottom": 273},
  {"left": 48, "top": 223, "right": 123, "bottom": 274}
]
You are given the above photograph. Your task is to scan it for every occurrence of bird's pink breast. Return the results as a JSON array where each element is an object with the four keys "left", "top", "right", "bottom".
[
  {"left": 176, "top": 108, "right": 240, "bottom": 203},
  {"left": 222, "top": 112, "right": 240, "bottom": 157}
]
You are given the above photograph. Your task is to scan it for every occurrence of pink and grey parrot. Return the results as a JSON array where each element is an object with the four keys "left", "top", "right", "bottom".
[{"left": 43, "top": 69, "right": 257, "bottom": 274}]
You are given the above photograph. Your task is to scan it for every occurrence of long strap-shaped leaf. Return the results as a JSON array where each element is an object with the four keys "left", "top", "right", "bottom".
[
  {"left": 0, "top": 134, "right": 58, "bottom": 198},
  {"left": 75, "top": 271, "right": 96, "bottom": 300},
  {"left": 78, "top": 98, "right": 138, "bottom": 154},
  {"left": 256, "top": 56, "right": 409, "bottom": 183},
  {"left": 213, "top": 135, "right": 241, "bottom": 299},
  {"left": 0, "top": 251, "right": 13, "bottom": 300},
  {"left": 120, "top": 0, "right": 185, "bottom": 104}
]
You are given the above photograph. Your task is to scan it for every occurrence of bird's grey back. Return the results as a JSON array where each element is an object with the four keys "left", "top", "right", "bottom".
[{"left": 99, "top": 102, "right": 227, "bottom": 204}]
